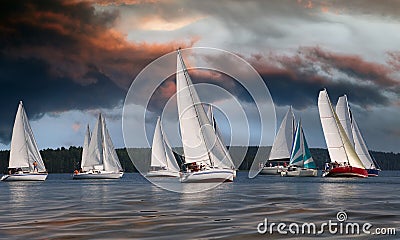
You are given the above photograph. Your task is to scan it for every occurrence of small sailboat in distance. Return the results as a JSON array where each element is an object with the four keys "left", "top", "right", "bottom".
[
  {"left": 336, "top": 95, "right": 380, "bottom": 176},
  {"left": 260, "top": 107, "right": 296, "bottom": 175},
  {"left": 1, "top": 101, "right": 48, "bottom": 181},
  {"left": 318, "top": 89, "right": 368, "bottom": 178},
  {"left": 146, "top": 117, "right": 180, "bottom": 177},
  {"left": 73, "top": 113, "right": 124, "bottom": 179},
  {"left": 281, "top": 120, "right": 317, "bottom": 177},
  {"left": 176, "top": 49, "right": 235, "bottom": 183}
]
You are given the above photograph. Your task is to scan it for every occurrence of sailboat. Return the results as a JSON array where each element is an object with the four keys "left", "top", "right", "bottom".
[
  {"left": 260, "top": 107, "right": 296, "bottom": 175},
  {"left": 280, "top": 121, "right": 317, "bottom": 177},
  {"left": 206, "top": 105, "right": 237, "bottom": 177},
  {"left": 318, "top": 89, "right": 368, "bottom": 178},
  {"left": 73, "top": 113, "right": 124, "bottom": 179},
  {"left": 1, "top": 101, "right": 48, "bottom": 181},
  {"left": 146, "top": 117, "right": 181, "bottom": 177},
  {"left": 176, "top": 49, "right": 235, "bottom": 183},
  {"left": 336, "top": 95, "right": 380, "bottom": 176}
]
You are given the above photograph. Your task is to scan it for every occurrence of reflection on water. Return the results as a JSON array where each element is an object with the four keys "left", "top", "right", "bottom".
[
  {"left": 0, "top": 172, "right": 399, "bottom": 239},
  {"left": 148, "top": 176, "right": 232, "bottom": 193}
]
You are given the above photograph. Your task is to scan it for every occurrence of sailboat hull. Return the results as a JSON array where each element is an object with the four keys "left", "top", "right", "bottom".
[
  {"left": 281, "top": 168, "right": 317, "bottom": 177},
  {"left": 367, "top": 169, "right": 380, "bottom": 177},
  {"left": 73, "top": 171, "right": 123, "bottom": 179},
  {"left": 180, "top": 169, "right": 234, "bottom": 183},
  {"left": 146, "top": 171, "right": 180, "bottom": 178},
  {"left": 322, "top": 166, "right": 368, "bottom": 178},
  {"left": 1, "top": 173, "right": 48, "bottom": 181},
  {"left": 260, "top": 166, "right": 287, "bottom": 175}
]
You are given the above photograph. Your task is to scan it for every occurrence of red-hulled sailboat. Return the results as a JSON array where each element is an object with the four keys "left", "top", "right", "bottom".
[{"left": 318, "top": 89, "right": 368, "bottom": 178}]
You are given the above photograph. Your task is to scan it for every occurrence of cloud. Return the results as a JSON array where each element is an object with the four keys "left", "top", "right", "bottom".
[
  {"left": 0, "top": 0, "right": 194, "bottom": 144},
  {"left": 72, "top": 122, "right": 82, "bottom": 132},
  {"left": 244, "top": 46, "right": 400, "bottom": 109}
]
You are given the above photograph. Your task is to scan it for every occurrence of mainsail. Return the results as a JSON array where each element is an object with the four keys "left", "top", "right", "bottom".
[
  {"left": 80, "top": 125, "right": 91, "bottom": 170},
  {"left": 151, "top": 117, "right": 180, "bottom": 172},
  {"left": 289, "top": 121, "right": 316, "bottom": 169},
  {"left": 176, "top": 49, "right": 233, "bottom": 168},
  {"left": 85, "top": 114, "right": 104, "bottom": 170},
  {"left": 336, "top": 95, "right": 377, "bottom": 169},
  {"left": 318, "top": 89, "right": 364, "bottom": 168},
  {"left": 269, "top": 107, "right": 296, "bottom": 161},
  {"left": 336, "top": 95, "right": 354, "bottom": 147},
  {"left": 84, "top": 114, "right": 122, "bottom": 172},
  {"left": 9, "top": 101, "right": 46, "bottom": 172}
]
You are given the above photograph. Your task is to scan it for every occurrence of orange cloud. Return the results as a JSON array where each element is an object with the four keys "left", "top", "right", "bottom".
[{"left": 72, "top": 122, "right": 81, "bottom": 132}]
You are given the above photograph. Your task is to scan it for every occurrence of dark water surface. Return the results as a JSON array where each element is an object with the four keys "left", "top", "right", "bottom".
[{"left": 0, "top": 171, "right": 399, "bottom": 239}]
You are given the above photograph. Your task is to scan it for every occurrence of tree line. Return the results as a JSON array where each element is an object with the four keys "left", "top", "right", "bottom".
[{"left": 0, "top": 146, "right": 399, "bottom": 173}]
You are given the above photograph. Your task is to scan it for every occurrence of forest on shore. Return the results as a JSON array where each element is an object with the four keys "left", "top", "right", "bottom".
[{"left": 0, "top": 146, "right": 399, "bottom": 173}]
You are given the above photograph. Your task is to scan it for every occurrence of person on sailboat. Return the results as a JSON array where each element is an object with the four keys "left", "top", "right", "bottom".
[
  {"left": 325, "top": 162, "right": 330, "bottom": 171},
  {"left": 33, "top": 161, "right": 38, "bottom": 172}
]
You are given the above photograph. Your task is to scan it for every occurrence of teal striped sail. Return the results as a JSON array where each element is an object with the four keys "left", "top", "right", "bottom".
[{"left": 289, "top": 121, "right": 316, "bottom": 169}]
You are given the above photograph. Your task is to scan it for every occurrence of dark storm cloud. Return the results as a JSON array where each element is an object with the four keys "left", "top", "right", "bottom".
[
  {"left": 0, "top": 0, "right": 193, "bottom": 144},
  {"left": 246, "top": 47, "right": 399, "bottom": 109}
]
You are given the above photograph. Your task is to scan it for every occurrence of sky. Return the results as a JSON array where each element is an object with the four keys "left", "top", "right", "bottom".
[{"left": 0, "top": 0, "right": 399, "bottom": 152}]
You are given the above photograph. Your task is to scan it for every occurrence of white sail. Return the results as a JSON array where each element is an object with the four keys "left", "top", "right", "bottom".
[
  {"left": 9, "top": 101, "right": 46, "bottom": 172},
  {"left": 206, "top": 105, "right": 235, "bottom": 169},
  {"left": 161, "top": 121, "right": 181, "bottom": 172},
  {"left": 336, "top": 95, "right": 354, "bottom": 147},
  {"left": 151, "top": 117, "right": 168, "bottom": 168},
  {"left": 352, "top": 118, "right": 376, "bottom": 169},
  {"left": 318, "top": 89, "right": 364, "bottom": 168},
  {"left": 176, "top": 50, "right": 212, "bottom": 164},
  {"left": 176, "top": 49, "right": 233, "bottom": 168},
  {"left": 84, "top": 114, "right": 104, "bottom": 170},
  {"left": 289, "top": 121, "right": 316, "bottom": 169},
  {"left": 151, "top": 117, "right": 181, "bottom": 172},
  {"left": 102, "top": 115, "right": 123, "bottom": 173},
  {"left": 80, "top": 125, "right": 91, "bottom": 170},
  {"left": 269, "top": 107, "right": 296, "bottom": 161}
]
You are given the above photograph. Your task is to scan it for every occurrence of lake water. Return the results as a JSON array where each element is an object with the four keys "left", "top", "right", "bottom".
[{"left": 0, "top": 171, "right": 399, "bottom": 239}]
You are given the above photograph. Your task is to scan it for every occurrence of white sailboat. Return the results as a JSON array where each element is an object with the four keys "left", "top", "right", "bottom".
[
  {"left": 281, "top": 121, "right": 317, "bottom": 177},
  {"left": 318, "top": 89, "right": 368, "bottom": 178},
  {"left": 73, "top": 113, "right": 124, "bottom": 179},
  {"left": 176, "top": 49, "right": 235, "bottom": 183},
  {"left": 1, "top": 101, "right": 48, "bottom": 181},
  {"left": 260, "top": 107, "right": 296, "bottom": 175},
  {"left": 206, "top": 105, "right": 237, "bottom": 177},
  {"left": 336, "top": 95, "right": 380, "bottom": 176},
  {"left": 146, "top": 117, "right": 181, "bottom": 177}
]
